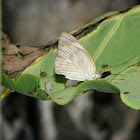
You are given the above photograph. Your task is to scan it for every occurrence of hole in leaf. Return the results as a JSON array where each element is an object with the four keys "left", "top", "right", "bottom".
[
  {"left": 45, "top": 81, "right": 53, "bottom": 91},
  {"left": 101, "top": 71, "right": 111, "bottom": 78},
  {"left": 102, "top": 64, "right": 108, "bottom": 68},
  {"left": 40, "top": 69, "right": 47, "bottom": 78},
  {"left": 123, "top": 92, "right": 129, "bottom": 94},
  {"left": 16, "top": 45, "right": 20, "bottom": 48},
  {"left": 65, "top": 80, "right": 80, "bottom": 88}
]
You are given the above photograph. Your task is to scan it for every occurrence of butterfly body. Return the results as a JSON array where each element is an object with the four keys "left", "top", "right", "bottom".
[{"left": 55, "top": 32, "right": 101, "bottom": 81}]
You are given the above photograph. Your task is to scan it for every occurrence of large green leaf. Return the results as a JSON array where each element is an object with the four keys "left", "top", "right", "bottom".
[
  {"left": 120, "top": 72, "right": 140, "bottom": 110},
  {"left": 2, "top": 5, "right": 140, "bottom": 109},
  {"left": 22, "top": 49, "right": 67, "bottom": 92},
  {"left": 2, "top": 74, "right": 39, "bottom": 96},
  {"left": 48, "top": 80, "right": 120, "bottom": 105}
]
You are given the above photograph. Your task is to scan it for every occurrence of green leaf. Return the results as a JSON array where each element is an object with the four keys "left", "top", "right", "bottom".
[
  {"left": 0, "top": 88, "right": 12, "bottom": 101},
  {"left": 74, "top": 80, "right": 120, "bottom": 97},
  {"left": 35, "top": 87, "right": 49, "bottom": 100},
  {"left": 76, "top": 6, "right": 140, "bottom": 109},
  {"left": 22, "top": 50, "right": 67, "bottom": 92},
  {"left": 48, "top": 87, "right": 76, "bottom": 105},
  {"left": 2, "top": 5, "right": 140, "bottom": 110},
  {"left": 48, "top": 80, "right": 120, "bottom": 105},
  {"left": 2, "top": 74, "right": 40, "bottom": 97},
  {"left": 118, "top": 72, "right": 140, "bottom": 110}
]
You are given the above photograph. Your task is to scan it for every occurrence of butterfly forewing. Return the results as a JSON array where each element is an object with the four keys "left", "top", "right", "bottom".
[
  {"left": 55, "top": 32, "right": 98, "bottom": 81},
  {"left": 59, "top": 32, "right": 85, "bottom": 51}
]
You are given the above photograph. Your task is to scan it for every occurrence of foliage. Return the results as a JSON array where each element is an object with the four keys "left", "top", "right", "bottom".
[{"left": 1, "top": 5, "right": 140, "bottom": 110}]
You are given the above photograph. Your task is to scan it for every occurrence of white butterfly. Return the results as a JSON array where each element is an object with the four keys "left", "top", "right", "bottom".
[{"left": 55, "top": 32, "right": 101, "bottom": 81}]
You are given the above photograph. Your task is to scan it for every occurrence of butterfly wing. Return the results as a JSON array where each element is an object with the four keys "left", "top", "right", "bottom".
[{"left": 55, "top": 32, "right": 97, "bottom": 81}]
